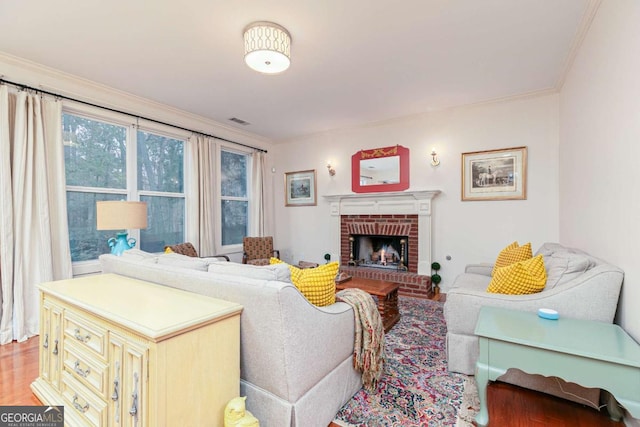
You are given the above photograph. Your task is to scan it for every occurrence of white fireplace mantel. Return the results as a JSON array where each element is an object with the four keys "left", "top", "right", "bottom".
[
  {"left": 323, "top": 190, "right": 440, "bottom": 216},
  {"left": 323, "top": 190, "right": 441, "bottom": 275}
]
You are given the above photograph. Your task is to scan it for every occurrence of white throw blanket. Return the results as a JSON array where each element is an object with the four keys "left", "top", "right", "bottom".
[{"left": 336, "top": 288, "right": 385, "bottom": 390}]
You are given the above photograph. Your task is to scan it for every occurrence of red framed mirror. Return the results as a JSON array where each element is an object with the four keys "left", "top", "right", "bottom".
[{"left": 351, "top": 145, "right": 410, "bottom": 193}]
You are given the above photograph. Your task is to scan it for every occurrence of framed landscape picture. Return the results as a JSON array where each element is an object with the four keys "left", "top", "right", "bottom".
[
  {"left": 461, "top": 146, "right": 527, "bottom": 201},
  {"left": 285, "top": 169, "right": 317, "bottom": 206}
]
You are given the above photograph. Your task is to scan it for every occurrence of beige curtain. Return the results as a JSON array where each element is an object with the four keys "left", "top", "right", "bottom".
[
  {"left": 250, "top": 151, "right": 272, "bottom": 236},
  {"left": 0, "top": 87, "right": 72, "bottom": 344},
  {"left": 185, "top": 135, "right": 217, "bottom": 256}
]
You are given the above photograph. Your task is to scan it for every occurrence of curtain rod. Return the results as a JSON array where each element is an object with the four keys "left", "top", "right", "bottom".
[{"left": 0, "top": 77, "right": 267, "bottom": 153}]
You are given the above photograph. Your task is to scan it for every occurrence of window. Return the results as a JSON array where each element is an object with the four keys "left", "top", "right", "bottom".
[
  {"left": 63, "top": 111, "right": 185, "bottom": 265},
  {"left": 220, "top": 149, "right": 249, "bottom": 246},
  {"left": 137, "top": 130, "right": 185, "bottom": 253},
  {"left": 63, "top": 113, "right": 128, "bottom": 262}
]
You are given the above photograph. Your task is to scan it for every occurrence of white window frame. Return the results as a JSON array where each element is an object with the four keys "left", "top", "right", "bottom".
[
  {"left": 63, "top": 103, "right": 188, "bottom": 276},
  {"left": 216, "top": 144, "right": 252, "bottom": 255}
]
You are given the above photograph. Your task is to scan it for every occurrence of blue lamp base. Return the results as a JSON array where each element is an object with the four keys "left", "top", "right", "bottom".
[{"left": 107, "top": 232, "right": 137, "bottom": 256}]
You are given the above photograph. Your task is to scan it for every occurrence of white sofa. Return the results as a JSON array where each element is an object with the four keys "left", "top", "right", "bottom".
[
  {"left": 100, "top": 251, "right": 362, "bottom": 427},
  {"left": 444, "top": 242, "right": 624, "bottom": 406}
]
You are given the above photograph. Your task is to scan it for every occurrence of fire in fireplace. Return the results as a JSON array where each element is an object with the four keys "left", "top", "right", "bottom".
[{"left": 350, "top": 234, "right": 408, "bottom": 271}]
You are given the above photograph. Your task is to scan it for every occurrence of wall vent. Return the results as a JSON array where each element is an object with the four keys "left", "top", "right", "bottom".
[{"left": 228, "top": 117, "right": 250, "bottom": 125}]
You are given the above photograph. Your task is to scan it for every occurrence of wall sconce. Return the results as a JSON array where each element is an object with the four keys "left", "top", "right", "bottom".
[
  {"left": 327, "top": 161, "right": 336, "bottom": 176},
  {"left": 430, "top": 149, "right": 440, "bottom": 166}
]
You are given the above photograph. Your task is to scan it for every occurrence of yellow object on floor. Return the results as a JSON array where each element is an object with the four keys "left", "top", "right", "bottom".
[{"left": 224, "top": 396, "right": 259, "bottom": 427}]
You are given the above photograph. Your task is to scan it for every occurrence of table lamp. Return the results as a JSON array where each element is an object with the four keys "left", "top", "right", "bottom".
[{"left": 96, "top": 201, "right": 148, "bottom": 256}]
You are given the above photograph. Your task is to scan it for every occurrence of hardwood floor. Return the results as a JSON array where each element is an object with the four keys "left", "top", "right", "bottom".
[
  {"left": 0, "top": 336, "right": 41, "bottom": 406},
  {"left": 2, "top": 337, "right": 623, "bottom": 426}
]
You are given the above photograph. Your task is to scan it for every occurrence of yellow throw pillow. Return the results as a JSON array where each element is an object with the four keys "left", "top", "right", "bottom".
[
  {"left": 492, "top": 242, "right": 532, "bottom": 275},
  {"left": 487, "top": 255, "right": 547, "bottom": 295},
  {"left": 270, "top": 258, "right": 338, "bottom": 306}
]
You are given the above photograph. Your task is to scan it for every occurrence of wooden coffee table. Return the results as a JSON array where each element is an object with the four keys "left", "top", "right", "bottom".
[{"left": 336, "top": 277, "right": 400, "bottom": 332}]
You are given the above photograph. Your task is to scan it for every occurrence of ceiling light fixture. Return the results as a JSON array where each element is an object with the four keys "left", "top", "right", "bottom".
[{"left": 243, "top": 21, "right": 291, "bottom": 74}]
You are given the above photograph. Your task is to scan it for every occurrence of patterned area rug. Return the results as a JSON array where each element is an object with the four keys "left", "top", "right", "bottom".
[{"left": 333, "top": 297, "right": 479, "bottom": 427}]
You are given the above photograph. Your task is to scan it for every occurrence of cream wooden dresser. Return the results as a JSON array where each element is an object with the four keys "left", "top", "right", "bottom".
[{"left": 31, "top": 273, "right": 243, "bottom": 427}]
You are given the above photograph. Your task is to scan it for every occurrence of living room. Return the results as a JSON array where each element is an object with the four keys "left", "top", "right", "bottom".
[
  {"left": 271, "top": 0, "right": 639, "bottom": 352},
  {"left": 1, "top": 1, "right": 639, "bottom": 426}
]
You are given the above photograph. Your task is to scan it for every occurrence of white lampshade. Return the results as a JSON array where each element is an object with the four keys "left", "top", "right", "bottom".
[
  {"left": 243, "top": 21, "right": 291, "bottom": 74},
  {"left": 96, "top": 201, "right": 148, "bottom": 230}
]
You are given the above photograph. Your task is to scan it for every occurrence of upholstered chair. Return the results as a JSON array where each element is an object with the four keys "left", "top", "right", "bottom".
[
  {"left": 164, "top": 242, "right": 230, "bottom": 261},
  {"left": 242, "top": 236, "right": 280, "bottom": 265},
  {"left": 164, "top": 242, "right": 199, "bottom": 257}
]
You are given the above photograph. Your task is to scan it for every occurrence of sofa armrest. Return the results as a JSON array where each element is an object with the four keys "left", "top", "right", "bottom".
[
  {"left": 464, "top": 263, "right": 493, "bottom": 276},
  {"left": 315, "top": 301, "right": 353, "bottom": 315},
  {"left": 275, "top": 291, "right": 358, "bottom": 401},
  {"left": 444, "top": 266, "right": 623, "bottom": 337}
]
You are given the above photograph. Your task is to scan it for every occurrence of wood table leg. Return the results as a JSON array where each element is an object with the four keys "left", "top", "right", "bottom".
[{"left": 381, "top": 289, "right": 400, "bottom": 332}]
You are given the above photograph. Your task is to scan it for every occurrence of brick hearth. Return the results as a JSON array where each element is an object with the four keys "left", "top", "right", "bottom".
[{"left": 339, "top": 265, "right": 433, "bottom": 298}]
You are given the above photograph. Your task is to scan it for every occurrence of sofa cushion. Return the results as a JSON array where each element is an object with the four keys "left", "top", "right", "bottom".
[
  {"left": 271, "top": 258, "right": 338, "bottom": 306},
  {"left": 535, "top": 242, "right": 584, "bottom": 257},
  {"left": 543, "top": 252, "right": 594, "bottom": 289},
  {"left": 487, "top": 254, "right": 547, "bottom": 294},
  {"left": 207, "top": 262, "right": 291, "bottom": 282},
  {"left": 157, "top": 252, "right": 209, "bottom": 271},
  {"left": 122, "top": 249, "right": 158, "bottom": 262},
  {"left": 492, "top": 241, "right": 532, "bottom": 275}
]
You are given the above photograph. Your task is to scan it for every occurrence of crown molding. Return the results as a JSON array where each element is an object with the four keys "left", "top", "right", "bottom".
[
  {"left": 555, "top": 0, "right": 602, "bottom": 90},
  {"left": 278, "top": 88, "right": 559, "bottom": 144},
  {"left": 0, "top": 51, "right": 271, "bottom": 146}
]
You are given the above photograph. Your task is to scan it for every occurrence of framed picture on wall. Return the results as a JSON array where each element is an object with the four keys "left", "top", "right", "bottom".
[
  {"left": 284, "top": 169, "right": 317, "bottom": 206},
  {"left": 461, "top": 146, "right": 527, "bottom": 201}
]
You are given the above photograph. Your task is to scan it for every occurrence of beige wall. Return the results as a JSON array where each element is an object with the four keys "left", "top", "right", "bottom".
[
  {"left": 560, "top": 0, "right": 640, "bottom": 342},
  {"left": 272, "top": 93, "right": 561, "bottom": 289}
]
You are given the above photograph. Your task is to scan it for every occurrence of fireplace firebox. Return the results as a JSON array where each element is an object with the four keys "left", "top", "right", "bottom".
[{"left": 349, "top": 234, "right": 408, "bottom": 271}]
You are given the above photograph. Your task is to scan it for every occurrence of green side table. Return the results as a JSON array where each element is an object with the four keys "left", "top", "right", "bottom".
[{"left": 474, "top": 306, "right": 640, "bottom": 426}]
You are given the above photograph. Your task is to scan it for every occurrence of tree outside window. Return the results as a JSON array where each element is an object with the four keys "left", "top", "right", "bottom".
[
  {"left": 220, "top": 150, "right": 249, "bottom": 246},
  {"left": 137, "top": 130, "right": 184, "bottom": 253},
  {"left": 63, "top": 112, "right": 185, "bottom": 263}
]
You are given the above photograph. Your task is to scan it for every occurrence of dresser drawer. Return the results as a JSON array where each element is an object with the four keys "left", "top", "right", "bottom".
[
  {"left": 64, "top": 311, "right": 107, "bottom": 358},
  {"left": 63, "top": 340, "right": 108, "bottom": 398},
  {"left": 61, "top": 371, "right": 107, "bottom": 427}
]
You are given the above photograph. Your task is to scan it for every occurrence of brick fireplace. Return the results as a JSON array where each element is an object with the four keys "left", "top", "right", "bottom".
[
  {"left": 323, "top": 190, "right": 440, "bottom": 298},
  {"left": 341, "top": 215, "right": 417, "bottom": 271}
]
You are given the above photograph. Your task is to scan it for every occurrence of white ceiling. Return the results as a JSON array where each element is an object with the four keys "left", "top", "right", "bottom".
[{"left": 0, "top": 0, "right": 590, "bottom": 141}]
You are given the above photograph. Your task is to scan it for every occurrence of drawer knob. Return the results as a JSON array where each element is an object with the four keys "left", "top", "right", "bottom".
[
  {"left": 74, "top": 328, "right": 92, "bottom": 343},
  {"left": 43, "top": 334, "right": 49, "bottom": 349},
  {"left": 74, "top": 360, "right": 91, "bottom": 378},
  {"left": 52, "top": 339, "right": 58, "bottom": 356},
  {"left": 72, "top": 394, "right": 90, "bottom": 413}
]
